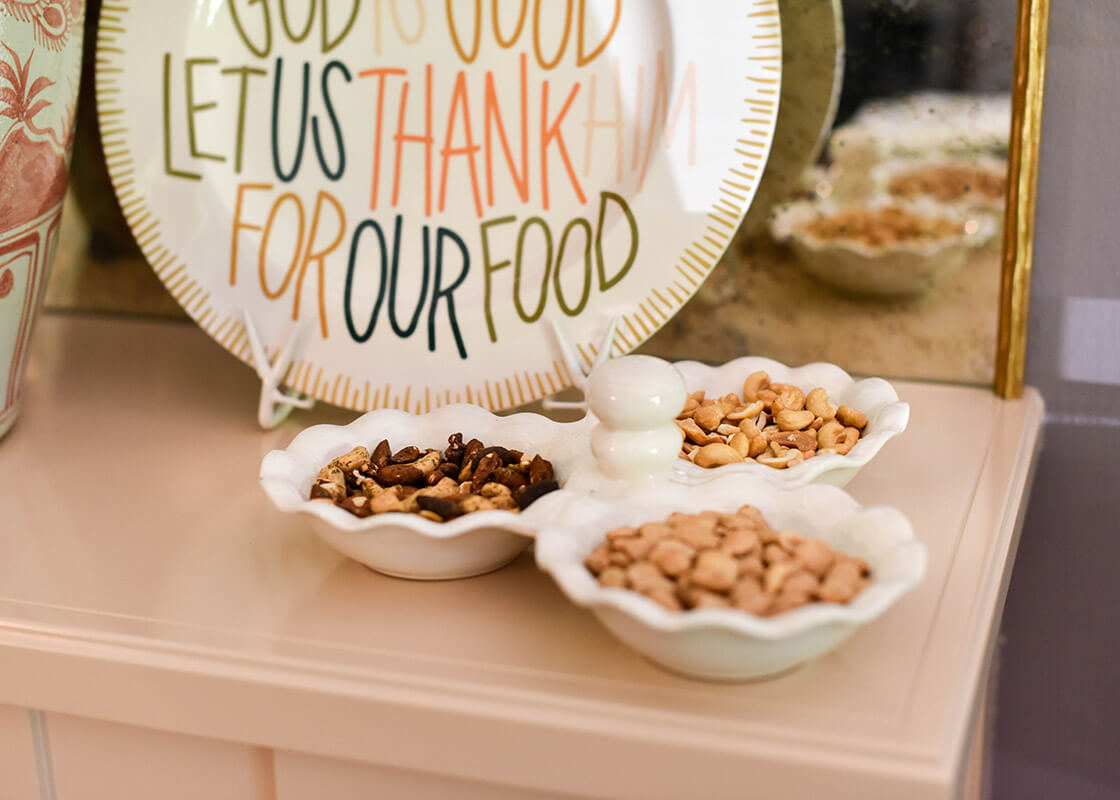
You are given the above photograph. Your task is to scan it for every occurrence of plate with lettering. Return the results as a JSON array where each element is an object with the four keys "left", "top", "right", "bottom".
[{"left": 96, "top": 0, "right": 782, "bottom": 412}]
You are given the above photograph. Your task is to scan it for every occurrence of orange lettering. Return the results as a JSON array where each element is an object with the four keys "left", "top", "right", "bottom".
[
  {"left": 258, "top": 191, "right": 306, "bottom": 299},
  {"left": 358, "top": 67, "right": 407, "bottom": 210},
  {"left": 296, "top": 191, "right": 347, "bottom": 338},
  {"left": 230, "top": 182, "right": 273, "bottom": 285},
  {"left": 392, "top": 64, "right": 433, "bottom": 216},
  {"left": 540, "top": 79, "right": 585, "bottom": 210},
  {"left": 484, "top": 52, "right": 529, "bottom": 205},
  {"left": 438, "top": 70, "right": 483, "bottom": 217}
]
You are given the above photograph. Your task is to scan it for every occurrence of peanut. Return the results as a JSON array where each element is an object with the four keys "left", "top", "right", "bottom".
[
  {"left": 605, "top": 525, "right": 639, "bottom": 542},
  {"left": 691, "top": 551, "right": 738, "bottom": 592},
  {"left": 721, "top": 527, "right": 761, "bottom": 556},
  {"left": 732, "top": 578, "right": 772, "bottom": 615},
  {"left": 650, "top": 539, "right": 696, "bottom": 577},
  {"left": 795, "top": 539, "right": 835, "bottom": 577},
  {"left": 638, "top": 521, "right": 672, "bottom": 542},
  {"left": 599, "top": 567, "right": 628, "bottom": 588},
  {"left": 737, "top": 554, "right": 765, "bottom": 579}
]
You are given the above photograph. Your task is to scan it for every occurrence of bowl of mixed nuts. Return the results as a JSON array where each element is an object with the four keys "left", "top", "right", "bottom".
[
  {"left": 671, "top": 357, "right": 909, "bottom": 488},
  {"left": 535, "top": 475, "right": 925, "bottom": 681},
  {"left": 260, "top": 405, "right": 593, "bottom": 580}
]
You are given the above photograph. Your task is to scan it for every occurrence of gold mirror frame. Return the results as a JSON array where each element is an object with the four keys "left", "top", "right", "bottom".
[{"left": 996, "top": 0, "right": 1052, "bottom": 398}]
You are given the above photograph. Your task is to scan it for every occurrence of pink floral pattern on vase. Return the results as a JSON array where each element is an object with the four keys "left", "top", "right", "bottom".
[{"left": 0, "top": 0, "right": 83, "bottom": 437}]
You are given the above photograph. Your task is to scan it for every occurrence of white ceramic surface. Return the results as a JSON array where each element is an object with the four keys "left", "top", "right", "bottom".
[
  {"left": 260, "top": 405, "right": 593, "bottom": 579},
  {"left": 769, "top": 197, "right": 999, "bottom": 296},
  {"left": 586, "top": 355, "right": 686, "bottom": 480},
  {"left": 97, "top": 0, "right": 783, "bottom": 414},
  {"left": 535, "top": 475, "right": 927, "bottom": 681},
  {"left": 671, "top": 357, "right": 909, "bottom": 488}
]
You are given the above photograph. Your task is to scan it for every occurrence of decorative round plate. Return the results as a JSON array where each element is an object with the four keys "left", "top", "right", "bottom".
[{"left": 96, "top": 0, "right": 781, "bottom": 412}]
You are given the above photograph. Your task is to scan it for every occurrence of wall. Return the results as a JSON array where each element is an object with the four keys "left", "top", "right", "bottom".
[{"left": 994, "top": 2, "right": 1120, "bottom": 798}]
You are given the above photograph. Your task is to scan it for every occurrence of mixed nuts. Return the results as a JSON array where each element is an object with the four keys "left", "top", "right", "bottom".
[
  {"left": 678, "top": 371, "right": 869, "bottom": 470},
  {"left": 584, "top": 505, "right": 871, "bottom": 616},
  {"left": 310, "top": 434, "right": 560, "bottom": 520}
]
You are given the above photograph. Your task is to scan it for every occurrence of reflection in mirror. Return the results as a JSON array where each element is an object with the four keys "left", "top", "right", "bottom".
[{"left": 644, "top": 0, "right": 1017, "bottom": 386}]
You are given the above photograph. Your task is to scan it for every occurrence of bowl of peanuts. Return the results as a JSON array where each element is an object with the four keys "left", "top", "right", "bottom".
[
  {"left": 769, "top": 196, "right": 998, "bottom": 296},
  {"left": 260, "top": 405, "right": 593, "bottom": 580},
  {"left": 535, "top": 475, "right": 926, "bottom": 681},
  {"left": 672, "top": 357, "right": 909, "bottom": 489}
]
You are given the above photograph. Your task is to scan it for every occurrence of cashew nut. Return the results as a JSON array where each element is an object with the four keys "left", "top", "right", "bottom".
[
  {"left": 728, "top": 432, "right": 752, "bottom": 458},
  {"left": 836, "top": 404, "right": 869, "bottom": 430},
  {"left": 742, "top": 371, "right": 770, "bottom": 402},
  {"left": 738, "top": 417, "right": 762, "bottom": 438},
  {"left": 771, "top": 384, "right": 806, "bottom": 414},
  {"left": 756, "top": 448, "right": 804, "bottom": 469},
  {"left": 693, "top": 402, "right": 725, "bottom": 432},
  {"left": 776, "top": 409, "right": 815, "bottom": 431},
  {"left": 725, "top": 400, "right": 765, "bottom": 421},
  {"left": 805, "top": 387, "right": 836, "bottom": 419},
  {"left": 718, "top": 393, "right": 741, "bottom": 415},
  {"left": 676, "top": 417, "right": 722, "bottom": 445},
  {"left": 694, "top": 443, "right": 744, "bottom": 468},
  {"left": 817, "top": 420, "right": 846, "bottom": 450}
]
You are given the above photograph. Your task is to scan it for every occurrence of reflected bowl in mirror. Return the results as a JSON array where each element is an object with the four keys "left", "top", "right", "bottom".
[
  {"left": 535, "top": 476, "right": 926, "bottom": 681},
  {"left": 259, "top": 405, "right": 592, "bottom": 580},
  {"left": 769, "top": 198, "right": 999, "bottom": 297}
]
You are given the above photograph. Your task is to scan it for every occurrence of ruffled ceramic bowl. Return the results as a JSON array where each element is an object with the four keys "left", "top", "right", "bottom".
[
  {"left": 769, "top": 197, "right": 998, "bottom": 296},
  {"left": 260, "top": 405, "right": 593, "bottom": 580},
  {"left": 536, "top": 476, "right": 926, "bottom": 681},
  {"left": 672, "top": 357, "right": 908, "bottom": 489}
]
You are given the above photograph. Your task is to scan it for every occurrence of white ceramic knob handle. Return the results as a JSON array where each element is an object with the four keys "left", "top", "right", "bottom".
[{"left": 585, "top": 355, "right": 686, "bottom": 480}]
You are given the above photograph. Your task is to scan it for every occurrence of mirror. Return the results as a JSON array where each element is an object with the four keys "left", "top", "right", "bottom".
[{"left": 642, "top": 0, "right": 1020, "bottom": 387}]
